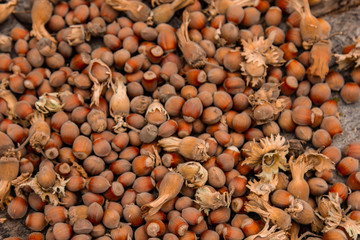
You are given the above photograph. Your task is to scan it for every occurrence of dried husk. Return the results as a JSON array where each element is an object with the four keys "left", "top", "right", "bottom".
[
  {"left": 28, "top": 111, "right": 51, "bottom": 153},
  {"left": 307, "top": 40, "right": 332, "bottom": 82},
  {"left": 288, "top": 0, "right": 322, "bottom": 50},
  {"left": 106, "top": 0, "right": 151, "bottom": 22},
  {"left": 0, "top": 34, "right": 12, "bottom": 52},
  {"left": 248, "top": 83, "right": 287, "bottom": 125},
  {"left": 286, "top": 198, "right": 315, "bottom": 225},
  {"left": 176, "top": 162, "right": 208, "bottom": 189},
  {"left": 240, "top": 32, "right": 285, "bottom": 88},
  {"left": 0, "top": 0, "right": 17, "bottom": 24},
  {"left": 88, "top": 59, "right": 112, "bottom": 107},
  {"left": 335, "top": 37, "right": 360, "bottom": 70},
  {"left": 150, "top": 0, "right": 195, "bottom": 25},
  {"left": 158, "top": 136, "right": 210, "bottom": 162},
  {"left": 0, "top": 154, "right": 19, "bottom": 210},
  {"left": 194, "top": 185, "right": 231, "bottom": 215},
  {"left": 14, "top": 171, "right": 69, "bottom": 206},
  {"left": 141, "top": 172, "right": 183, "bottom": 216},
  {"left": 0, "top": 79, "right": 17, "bottom": 120},
  {"left": 245, "top": 193, "right": 292, "bottom": 230},
  {"left": 64, "top": 25, "right": 90, "bottom": 46},
  {"left": 145, "top": 99, "right": 169, "bottom": 126},
  {"left": 30, "top": 0, "right": 57, "bottom": 44},
  {"left": 243, "top": 219, "right": 287, "bottom": 240},
  {"left": 35, "top": 92, "right": 64, "bottom": 114},
  {"left": 204, "top": 0, "right": 259, "bottom": 20},
  {"left": 246, "top": 178, "right": 277, "bottom": 202},
  {"left": 176, "top": 10, "right": 208, "bottom": 68},
  {"left": 108, "top": 75, "right": 139, "bottom": 133},
  {"left": 287, "top": 154, "right": 312, "bottom": 201},
  {"left": 305, "top": 148, "right": 335, "bottom": 173},
  {"left": 242, "top": 134, "right": 289, "bottom": 183}
]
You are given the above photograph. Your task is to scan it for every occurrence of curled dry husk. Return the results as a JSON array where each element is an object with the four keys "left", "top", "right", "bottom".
[
  {"left": 194, "top": 185, "right": 231, "bottom": 215},
  {"left": 240, "top": 32, "right": 285, "bottom": 88},
  {"left": 245, "top": 193, "right": 292, "bottom": 230},
  {"left": 288, "top": 0, "right": 322, "bottom": 50},
  {"left": 307, "top": 40, "right": 332, "bottom": 82},
  {"left": 244, "top": 219, "right": 288, "bottom": 240},
  {"left": 0, "top": 78, "right": 17, "bottom": 120},
  {"left": 13, "top": 172, "right": 69, "bottom": 206},
  {"left": 88, "top": 58, "right": 112, "bottom": 107},
  {"left": 176, "top": 162, "right": 208, "bottom": 189},
  {"left": 141, "top": 172, "right": 183, "bottom": 216},
  {"left": 316, "top": 193, "right": 360, "bottom": 240},
  {"left": 30, "top": 0, "right": 57, "bottom": 44},
  {"left": 286, "top": 198, "right": 315, "bottom": 225},
  {"left": 242, "top": 134, "right": 289, "bottom": 184},
  {"left": 0, "top": 34, "right": 12, "bottom": 52},
  {"left": 246, "top": 177, "right": 277, "bottom": 202},
  {"left": 64, "top": 25, "right": 90, "bottom": 46},
  {"left": 304, "top": 148, "right": 335, "bottom": 174},
  {"left": 145, "top": 99, "right": 169, "bottom": 124},
  {"left": 105, "top": 0, "right": 151, "bottom": 22},
  {"left": 0, "top": 0, "right": 17, "bottom": 24},
  {"left": 158, "top": 136, "right": 210, "bottom": 162},
  {"left": 176, "top": 10, "right": 208, "bottom": 68},
  {"left": 248, "top": 83, "right": 287, "bottom": 125},
  {"left": 0, "top": 151, "right": 20, "bottom": 210},
  {"left": 35, "top": 92, "right": 64, "bottom": 114},
  {"left": 204, "top": 0, "right": 259, "bottom": 21},
  {"left": 335, "top": 37, "right": 360, "bottom": 70}
]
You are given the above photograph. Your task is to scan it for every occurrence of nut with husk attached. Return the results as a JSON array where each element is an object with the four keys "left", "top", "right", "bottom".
[
  {"left": 288, "top": 0, "right": 322, "bottom": 50},
  {"left": 145, "top": 99, "right": 169, "bottom": 126},
  {"left": 141, "top": 172, "right": 183, "bottom": 217},
  {"left": 317, "top": 193, "right": 360, "bottom": 240},
  {"left": 245, "top": 193, "right": 292, "bottom": 230},
  {"left": 0, "top": 0, "right": 17, "bottom": 24},
  {"left": 176, "top": 10, "right": 213, "bottom": 69},
  {"left": 242, "top": 134, "right": 289, "bottom": 184},
  {"left": 0, "top": 79, "right": 17, "bottom": 120},
  {"left": 14, "top": 171, "right": 69, "bottom": 206},
  {"left": 248, "top": 83, "right": 287, "bottom": 125},
  {"left": 109, "top": 75, "right": 140, "bottom": 133},
  {"left": 88, "top": 58, "right": 112, "bottom": 107},
  {"left": 105, "top": 0, "right": 151, "bottom": 22},
  {"left": 240, "top": 32, "right": 285, "bottom": 88},
  {"left": 0, "top": 151, "right": 20, "bottom": 210},
  {"left": 87, "top": 109, "right": 107, "bottom": 133},
  {"left": 335, "top": 37, "right": 360, "bottom": 70},
  {"left": 243, "top": 219, "right": 287, "bottom": 240},
  {"left": 30, "top": 0, "right": 57, "bottom": 44},
  {"left": 204, "top": 0, "right": 259, "bottom": 21},
  {"left": 286, "top": 198, "right": 315, "bottom": 225},
  {"left": 37, "top": 37, "right": 57, "bottom": 57},
  {"left": 28, "top": 111, "right": 51, "bottom": 154},
  {"left": 35, "top": 92, "right": 64, "bottom": 114},
  {"left": 0, "top": 34, "right": 12, "bottom": 52},
  {"left": 63, "top": 25, "right": 90, "bottom": 46},
  {"left": 176, "top": 162, "right": 208, "bottom": 189},
  {"left": 158, "top": 136, "right": 210, "bottom": 162},
  {"left": 194, "top": 185, "right": 231, "bottom": 215},
  {"left": 150, "top": 0, "right": 195, "bottom": 25}
]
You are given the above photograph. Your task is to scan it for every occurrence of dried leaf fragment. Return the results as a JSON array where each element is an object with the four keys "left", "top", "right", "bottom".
[
  {"left": 30, "top": 0, "right": 57, "bottom": 44},
  {"left": 335, "top": 37, "right": 360, "bottom": 70},
  {"left": 195, "top": 185, "right": 231, "bottom": 215}
]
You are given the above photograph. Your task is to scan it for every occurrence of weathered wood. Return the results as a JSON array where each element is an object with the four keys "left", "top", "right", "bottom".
[{"left": 311, "top": 0, "right": 360, "bottom": 17}]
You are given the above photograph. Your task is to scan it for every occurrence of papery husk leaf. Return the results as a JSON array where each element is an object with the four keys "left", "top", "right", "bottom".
[
  {"left": 0, "top": 0, "right": 17, "bottom": 24},
  {"left": 194, "top": 186, "right": 231, "bottom": 215},
  {"left": 242, "top": 135, "right": 289, "bottom": 183},
  {"left": 35, "top": 92, "right": 64, "bottom": 114},
  {"left": 176, "top": 162, "right": 208, "bottom": 189},
  {"left": 316, "top": 193, "right": 343, "bottom": 233},
  {"left": 305, "top": 149, "right": 335, "bottom": 173},
  {"left": 246, "top": 177, "right": 277, "bottom": 202},
  {"left": 30, "top": 0, "right": 57, "bottom": 44},
  {"left": 335, "top": 37, "right": 360, "bottom": 70},
  {"left": 244, "top": 219, "right": 288, "bottom": 240},
  {"left": 245, "top": 193, "right": 292, "bottom": 230}
]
